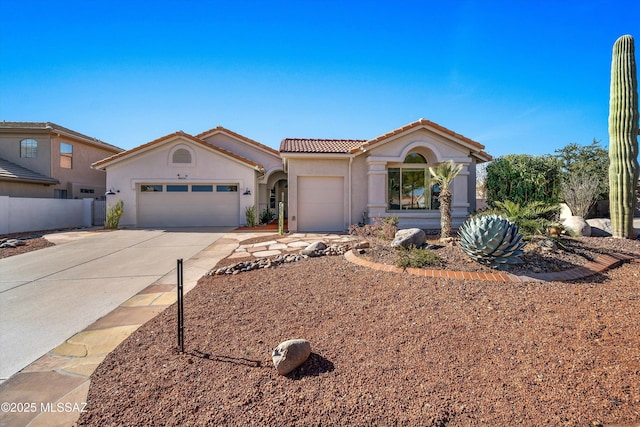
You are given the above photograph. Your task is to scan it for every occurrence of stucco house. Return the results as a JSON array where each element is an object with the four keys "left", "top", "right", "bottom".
[
  {"left": 93, "top": 119, "right": 491, "bottom": 232},
  {"left": 0, "top": 122, "right": 122, "bottom": 198}
]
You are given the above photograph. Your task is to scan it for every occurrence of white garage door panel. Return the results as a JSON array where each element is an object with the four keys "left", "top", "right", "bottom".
[
  {"left": 138, "top": 185, "right": 239, "bottom": 227},
  {"left": 298, "top": 176, "right": 344, "bottom": 232}
]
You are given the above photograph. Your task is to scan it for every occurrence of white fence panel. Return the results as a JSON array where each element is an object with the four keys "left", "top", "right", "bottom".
[{"left": 0, "top": 196, "right": 93, "bottom": 234}]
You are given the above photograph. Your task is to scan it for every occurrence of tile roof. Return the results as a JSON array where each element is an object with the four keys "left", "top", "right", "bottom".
[
  {"left": 0, "top": 158, "right": 59, "bottom": 185},
  {"left": 197, "top": 126, "right": 280, "bottom": 156},
  {"left": 92, "top": 131, "right": 265, "bottom": 171},
  {"left": 280, "top": 138, "right": 367, "bottom": 154},
  {"left": 354, "top": 118, "right": 487, "bottom": 154},
  {"left": 278, "top": 119, "right": 492, "bottom": 161},
  {"left": 0, "top": 121, "right": 122, "bottom": 152}
]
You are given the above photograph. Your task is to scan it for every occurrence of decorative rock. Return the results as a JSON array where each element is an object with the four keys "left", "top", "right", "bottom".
[
  {"left": 0, "top": 239, "right": 26, "bottom": 249},
  {"left": 208, "top": 243, "right": 351, "bottom": 276},
  {"left": 538, "top": 238, "right": 558, "bottom": 252},
  {"left": 391, "top": 228, "right": 426, "bottom": 249},
  {"left": 300, "top": 241, "right": 327, "bottom": 257},
  {"left": 272, "top": 339, "right": 311, "bottom": 375},
  {"left": 562, "top": 216, "right": 592, "bottom": 237},
  {"left": 586, "top": 218, "right": 613, "bottom": 237},
  {"left": 559, "top": 203, "right": 573, "bottom": 220},
  {"left": 354, "top": 241, "right": 370, "bottom": 249}
]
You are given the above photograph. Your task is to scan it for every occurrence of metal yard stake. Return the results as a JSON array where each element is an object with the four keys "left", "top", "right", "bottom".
[{"left": 177, "top": 258, "right": 184, "bottom": 353}]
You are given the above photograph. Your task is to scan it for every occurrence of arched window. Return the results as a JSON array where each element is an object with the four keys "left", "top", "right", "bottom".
[
  {"left": 20, "top": 139, "right": 37, "bottom": 158},
  {"left": 388, "top": 153, "right": 439, "bottom": 210},
  {"left": 172, "top": 148, "right": 192, "bottom": 164}
]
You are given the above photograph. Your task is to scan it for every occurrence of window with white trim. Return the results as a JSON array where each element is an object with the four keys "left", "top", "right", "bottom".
[{"left": 387, "top": 153, "right": 439, "bottom": 211}]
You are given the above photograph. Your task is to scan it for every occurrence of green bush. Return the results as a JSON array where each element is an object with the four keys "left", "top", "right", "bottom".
[
  {"left": 259, "top": 208, "right": 275, "bottom": 224},
  {"left": 485, "top": 154, "right": 561, "bottom": 206},
  {"left": 104, "top": 200, "right": 124, "bottom": 229},
  {"left": 395, "top": 245, "right": 441, "bottom": 269},
  {"left": 245, "top": 205, "right": 257, "bottom": 227}
]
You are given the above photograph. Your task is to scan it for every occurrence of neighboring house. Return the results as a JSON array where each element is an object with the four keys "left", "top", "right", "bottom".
[
  {"left": 0, "top": 122, "right": 122, "bottom": 198},
  {"left": 93, "top": 119, "right": 491, "bottom": 231}
]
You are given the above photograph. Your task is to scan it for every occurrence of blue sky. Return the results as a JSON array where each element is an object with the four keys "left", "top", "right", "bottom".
[{"left": 1, "top": 0, "right": 638, "bottom": 158}]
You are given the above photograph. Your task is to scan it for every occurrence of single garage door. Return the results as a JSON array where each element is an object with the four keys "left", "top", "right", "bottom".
[
  {"left": 137, "top": 183, "right": 239, "bottom": 227},
  {"left": 297, "top": 176, "right": 344, "bottom": 232}
]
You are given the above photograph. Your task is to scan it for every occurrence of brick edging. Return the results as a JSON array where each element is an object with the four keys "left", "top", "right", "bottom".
[{"left": 343, "top": 250, "right": 639, "bottom": 283}]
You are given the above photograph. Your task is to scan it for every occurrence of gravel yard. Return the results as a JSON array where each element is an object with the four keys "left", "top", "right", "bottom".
[{"left": 78, "top": 234, "right": 640, "bottom": 426}]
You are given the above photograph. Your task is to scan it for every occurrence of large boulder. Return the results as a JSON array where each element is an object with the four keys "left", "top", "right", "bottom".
[
  {"left": 586, "top": 218, "right": 613, "bottom": 237},
  {"left": 391, "top": 228, "right": 426, "bottom": 249},
  {"left": 563, "top": 216, "right": 591, "bottom": 237},
  {"left": 272, "top": 339, "right": 311, "bottom": 375}
]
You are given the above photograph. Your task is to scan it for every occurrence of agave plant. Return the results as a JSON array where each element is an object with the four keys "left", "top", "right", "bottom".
[{"left": 458, "top": 214, "right": 525, "bottom": 270}]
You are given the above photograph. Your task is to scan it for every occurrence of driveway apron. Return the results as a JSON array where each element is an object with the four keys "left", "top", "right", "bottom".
[{"left": 0, "top": 227, "right": 232, "bottom": 382}]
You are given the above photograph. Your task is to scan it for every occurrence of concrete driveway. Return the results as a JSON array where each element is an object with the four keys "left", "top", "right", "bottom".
[{"left": 0, "top": 227, "right": 232, "bottom": 382}]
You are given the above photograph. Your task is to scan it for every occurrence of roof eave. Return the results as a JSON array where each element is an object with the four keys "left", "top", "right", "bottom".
[{"left": 0, "top": 176, "right": 59, "bottom": 185}]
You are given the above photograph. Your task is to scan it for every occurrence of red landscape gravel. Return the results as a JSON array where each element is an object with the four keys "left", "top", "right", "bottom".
[{"left": 78, "top": 244, "right": 640, "bottom": 426}]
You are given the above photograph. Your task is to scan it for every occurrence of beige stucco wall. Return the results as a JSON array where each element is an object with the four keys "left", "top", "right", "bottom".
[
  {"left": 50, "top": 135, "right": 114, "bottom": 199},
  {"left": 0, "top": 132, "right": 53, "bottom": 178},
  {"left": 0, "top": 182, "right": 54, "bottom": 198},
  {"left": 362, "top": 128, "right": 475, "bottom": 229},
  {"left": 202, "top": 132, "right": 285, "bottom": 220},
  {"left": 202, "top": 133, "right": 282, "bottom": 174},
  {"left": 286, "top": 156, "right": 351, "bottom": 232},
  {"left": 284, "top": 126, "right": 481, "bottom": 232},
  {"left": 103, "top": 136, "right": 259, "bottom": 227}
]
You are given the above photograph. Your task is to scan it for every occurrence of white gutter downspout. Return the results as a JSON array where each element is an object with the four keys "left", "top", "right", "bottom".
[{"left": 348, "top": 156, "right": 353, "bottom": 227}]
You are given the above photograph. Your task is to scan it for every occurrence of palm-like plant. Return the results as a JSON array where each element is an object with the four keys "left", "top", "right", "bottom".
[
  {"left": 429, "top": 160, "right": 463, "bottom": 239},
  {"left": 489, "top": 200, "right": 559, "bottom": 236}
]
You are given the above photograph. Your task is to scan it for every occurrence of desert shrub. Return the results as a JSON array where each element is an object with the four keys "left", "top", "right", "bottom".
[
  {"left": 245, "top": 205, "right": 256, "bottom": 227},
  {"left": 259, "top": 208, "right": 275, "bottom": 224},
  {"left": 561, "top": 173, "right": 600, "bottom": 218},
  {"left": 104, "top": 200, "right": 124, "bottom": 229},
  {"left": 395, "top": 245, "right": 441, "bottom": 269},
  {"left": 555, "top": 140, "right": 609, "bottom": 201},
  {"left": 349, "top": 216, "right": 398, "bottom": 242},
  {"left": 485, "top": 154, "right": 561, "bottom": 206}
]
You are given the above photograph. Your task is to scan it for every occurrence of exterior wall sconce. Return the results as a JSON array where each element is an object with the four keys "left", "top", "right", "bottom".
[
  {"left": 243, "top": 188, "right": 251, "bottom": 195},
  {"left": 105, "top": 187, "right": 119, "bottom": 196}
]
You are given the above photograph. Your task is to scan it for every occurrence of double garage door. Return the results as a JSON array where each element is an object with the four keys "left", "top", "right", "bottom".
[{"left": 137, "top": 183, "right": 239, "bottom": 227}]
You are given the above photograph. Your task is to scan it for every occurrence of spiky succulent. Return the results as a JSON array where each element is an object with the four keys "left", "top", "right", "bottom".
[{"left": 458, "top": 214, "right": 525, "bottom": 270}]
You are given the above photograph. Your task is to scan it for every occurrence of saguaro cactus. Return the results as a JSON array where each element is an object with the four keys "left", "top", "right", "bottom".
[{"left": 608, "top": 34, "right": 639, "bottom": 239}]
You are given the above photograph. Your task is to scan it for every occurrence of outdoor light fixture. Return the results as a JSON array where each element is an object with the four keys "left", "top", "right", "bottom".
[
  {"left": 243, "top": 188, "right": 251, "bottom": 195},
  {"left": 105, "top": 187, "right": 119, "bottom": 196}
]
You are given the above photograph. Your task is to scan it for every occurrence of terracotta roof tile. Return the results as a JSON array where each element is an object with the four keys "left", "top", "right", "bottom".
[
  {"left": 354, "top": 118, "right": 490, "bottom": 159},
  {"left": 280, "top": 138, "right": 366, "bottom": 154}
]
